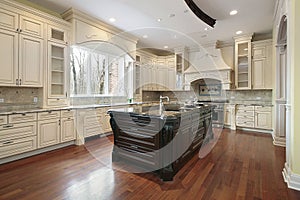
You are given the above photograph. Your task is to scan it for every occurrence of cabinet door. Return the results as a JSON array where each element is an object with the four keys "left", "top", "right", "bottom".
[
  {"left": 252, "top": 58, "right": 265, "bottom": 89},
  {"left": 0, "top": 29, "right": 18, "bottom": 86},
  {"left": 48, "top": 42, "right": 68, "bottom": 99},
  {"left": 38, "top": 119, "right": 60, "bottom": 148},
  {"left": 0, "top": 8, "right": 18, "bottom": 32},
  {"left": 48, "top": 25, "right": 68, "bottom": 45},
  {"left": 19, "top": 15, "right": 43, "bottom": 38},
  {"left": 235, "top": 40, "right": 252, "bottom": 89},
  {"left": 167, "top": 68, "right": 176, "bottom": 90},
  {"left": 255, "top": 111, "right": 272, "bottom": 130},
  {"left": 61, "top": 118, "right": 75, "bottom": 142},
  {"left": 19, "top": 34, "right": 43, "bottom": 87}
]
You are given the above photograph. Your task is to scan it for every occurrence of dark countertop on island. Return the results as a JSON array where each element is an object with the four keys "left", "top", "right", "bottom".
[{"left": 108, "top": 104, "right": 213, "bottom": 119}]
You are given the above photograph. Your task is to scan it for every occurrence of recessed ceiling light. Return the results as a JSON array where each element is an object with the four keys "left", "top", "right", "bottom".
[
  {"left": 157, "top": 18, "right": 162, "bottom": 22},
  {"left": 204, "top": 27, "right": 208, "bottom": 31},
  {"left": 109, "top": 17, "right": 116, "bottom": 22},
  {"left": 236, "top": 30, "right": 243, "bottom": 35},
  {"left": 142, "top": 35, "right": 148, "bottom": 39},
  {"left": 164, "top": 45, "right": 168, "bottom": 49},
  {"left": 230, "top": 10, "right": 238, "bottom": 16}
]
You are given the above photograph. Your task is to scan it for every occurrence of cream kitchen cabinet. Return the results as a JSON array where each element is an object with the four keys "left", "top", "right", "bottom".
[
  {"left": 0, "top": 8, "right": 44, "bottom": 87},
  {"left": 61, "top": 109, "right": 76, "bottom": 142},
  {"left": 37, "top": 111, "right": 60, "bottom": 148},
  {"left": 0, "top": 112, "right": 37, "bottom": 159},
  {"left": 252, "top": 40, "right": 273, "bottom": 89},
  {"left": 236, "top": 105, "right": 255, "bottom": 128},
  {"left": 254, "top": 106, "right": 272, "bottom": 130},
  {"left": 46, "top": 41, "right": 69, "bottom": 107},
  {"left": 234, "top": 34, "right": 253, "bottom": 89}
]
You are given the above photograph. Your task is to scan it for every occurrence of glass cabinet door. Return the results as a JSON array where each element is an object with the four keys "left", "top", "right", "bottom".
[
  {"left": 235, "top": 40, "right": 252, "bottom": 89},
  {"left": 48, "top": 42, "right": 67, "bottom": 98}
]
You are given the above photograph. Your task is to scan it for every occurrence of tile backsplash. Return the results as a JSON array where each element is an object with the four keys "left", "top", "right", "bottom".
[
  {"left": 142, "top": 89, "right": 272, "bottom": 103},
  {"left": 0, "top": 87, "right": 42, "bottom": 109}
]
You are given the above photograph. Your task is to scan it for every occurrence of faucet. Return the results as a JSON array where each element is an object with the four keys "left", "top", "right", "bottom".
[
  {"left": 159, "top": 95, "right": 169, "bottom": 114},
  {"left": 160, "top": 95, "right": 169, "bottom": 105}
]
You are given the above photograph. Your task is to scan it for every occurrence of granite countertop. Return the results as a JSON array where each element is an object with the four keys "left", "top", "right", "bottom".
[
  {"left": 227, "top": 100, "right": 273, "bottom": 106},
  {"left": 0, "top": 102, "right": 145, "bottom": 115},
  {"left": 108, "top": 104, "right": 212, "bottom": 119}
]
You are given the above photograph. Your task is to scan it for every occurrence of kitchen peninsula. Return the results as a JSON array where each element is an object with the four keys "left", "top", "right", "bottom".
[{"left": 108, "top": 104, "right": 213, "bottom": 181}]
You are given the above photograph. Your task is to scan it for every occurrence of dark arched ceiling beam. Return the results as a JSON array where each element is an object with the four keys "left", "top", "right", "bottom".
[{"left": 184, "top": 0, "right": 216, "bottom": 28}]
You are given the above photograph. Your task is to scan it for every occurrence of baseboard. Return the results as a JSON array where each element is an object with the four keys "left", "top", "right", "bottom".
[
  {"left": 283, "top": 162, "right": 300, "bottom": 191},
  {"left": 0, "top": 141, "right": 75, "bottom": 165},
  {"left": 236, "top": 127, "right": 272, "bottom": 134},
  {"left": 272, "top": 135, "right": 286, "bottom": 147}
]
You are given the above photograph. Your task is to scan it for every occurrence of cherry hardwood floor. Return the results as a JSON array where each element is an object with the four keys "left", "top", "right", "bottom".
[{"left": 1, "top": 128, "right": 300, "bottom": 200}]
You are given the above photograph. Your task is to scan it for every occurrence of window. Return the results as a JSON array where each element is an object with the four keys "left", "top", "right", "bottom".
[{"left": 70, "top": 44, "right": 130, "bottom": 96}]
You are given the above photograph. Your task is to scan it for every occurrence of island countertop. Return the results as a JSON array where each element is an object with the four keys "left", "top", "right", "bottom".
[{"left": 107, "top": 104, "right": 213, "bottom": 119}]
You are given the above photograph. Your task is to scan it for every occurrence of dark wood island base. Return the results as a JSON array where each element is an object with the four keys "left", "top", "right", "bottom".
[{"left": 108, "top": 104, "right": 213, "bottom": 181}]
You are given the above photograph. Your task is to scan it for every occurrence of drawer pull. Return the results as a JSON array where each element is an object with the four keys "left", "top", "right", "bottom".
[
  {"left": 3, "top": 141, "right": 13, "bottom": 145},
  {"left": 3, "top": 124, "right": 13, "bottom": 128},
  {"left": 21, "top": 113, "right": 26, "bottom": 116},
  {"left": 130, "top": 145, "right": 138, "bottom": 149}
]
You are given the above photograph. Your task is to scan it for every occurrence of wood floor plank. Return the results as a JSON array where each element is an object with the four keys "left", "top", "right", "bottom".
[{"left": 0, "top": 129, "right": 300, "bottom": 200}]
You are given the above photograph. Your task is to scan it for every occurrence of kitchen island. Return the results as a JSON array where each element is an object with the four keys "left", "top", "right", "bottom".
[{"left": 108, "top": 104, "right": 213, "bottom": 181}]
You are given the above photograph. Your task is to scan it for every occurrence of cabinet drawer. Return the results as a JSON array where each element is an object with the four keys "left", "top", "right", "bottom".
[
  {"left": 0, "top": 115, "right": 7, "bottom": 125},
  {"left": 84, "top": 115, "right": 101, "bottom": 126},
  {"left": 38, "top": 110, "right": 60, "bottom": 120},
  {"left": 236, "top": 121, "right": 254, "bottom": 128},
  {"left": 236, "top": 110, "right": 254, "bottom": 117},
  {"left": 61, "top": 109, "right": 76, "bottom": 118},
  {"left": 236, "top": 116, "right": 254, "bottom": 123},
  {"left": 236, "top": 105, "right": 254, "bottom": 111},
  {"left": 255, "top": 106, "right": 272, "bottom": 112},
  {"left": 8, "top": 113, "right": 37, "bottom": 123},
  {"left": 0, "top": 136, "right": 37, "bottom": 159},
  {"left": 47, "top": 98, "right": 68, "bottom": 107},
  {"left": 84, "top": 125, "right": 102, "bottom": 137},
  {"left": 0, "top": 122, "right": 36, "bottom": 141}
]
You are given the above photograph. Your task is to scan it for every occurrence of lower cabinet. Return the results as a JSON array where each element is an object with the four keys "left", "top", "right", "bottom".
[
  {"left": 38, "top": 118, "right": 60, "bottom": 148},
  {"left": 254, "top": 106, "right": 272, "bottom": 130},
  {"left": 235, "top": 104, "right": 272, "bottom": 130},
  {"left": 0, "top": 121, "right": 37, "bottom": 159},
  {"left": 37, "top": 110, "right": 76, "bottom": 148},
  {"left": 61, "top": 117, "right": 75, "bottom": 142},
  {"left": 78, "top": 107, "right": 114, "bottom": 139}
]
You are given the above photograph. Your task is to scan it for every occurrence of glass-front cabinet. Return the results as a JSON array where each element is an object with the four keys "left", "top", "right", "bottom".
[
  {"left": 45, "top": 23, "right": 69, "bottom": 108},
  {"left": 49, "top": 42, "right": 67, "bottom": 98},
  {"left": 234, "top": 34, "right": 253, "bottom": 89}
]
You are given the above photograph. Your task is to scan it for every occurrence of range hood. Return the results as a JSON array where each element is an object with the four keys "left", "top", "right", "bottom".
[{"left": 184, "top": 41, "right": 233, "bottom": 90}]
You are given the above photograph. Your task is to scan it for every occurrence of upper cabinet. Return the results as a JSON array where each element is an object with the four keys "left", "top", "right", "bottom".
[
  {"left": 234, "top": 34, "right": 253, "bottom": 89},
  {"left": 175, "top": 48, "right": 188, "bottom": 90},
  {"left": 45, "top": 24, "right": 70, "bottom": 108},
  {"left": 234, "top": 34, "right": 273, "bottom": 90},
  {"left": 48, "top": 25, "right": 68, "bottom": 45},
  {"left": 252, "top": 39, "right": 273, "bottom": 89},
  {"left": 0, "top": 7, "right": 44, "bottom": 87}
]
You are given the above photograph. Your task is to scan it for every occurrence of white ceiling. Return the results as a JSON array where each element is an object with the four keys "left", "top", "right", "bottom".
[{"left": 27, "top": 0, "right": 276, "bottom": 52}]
